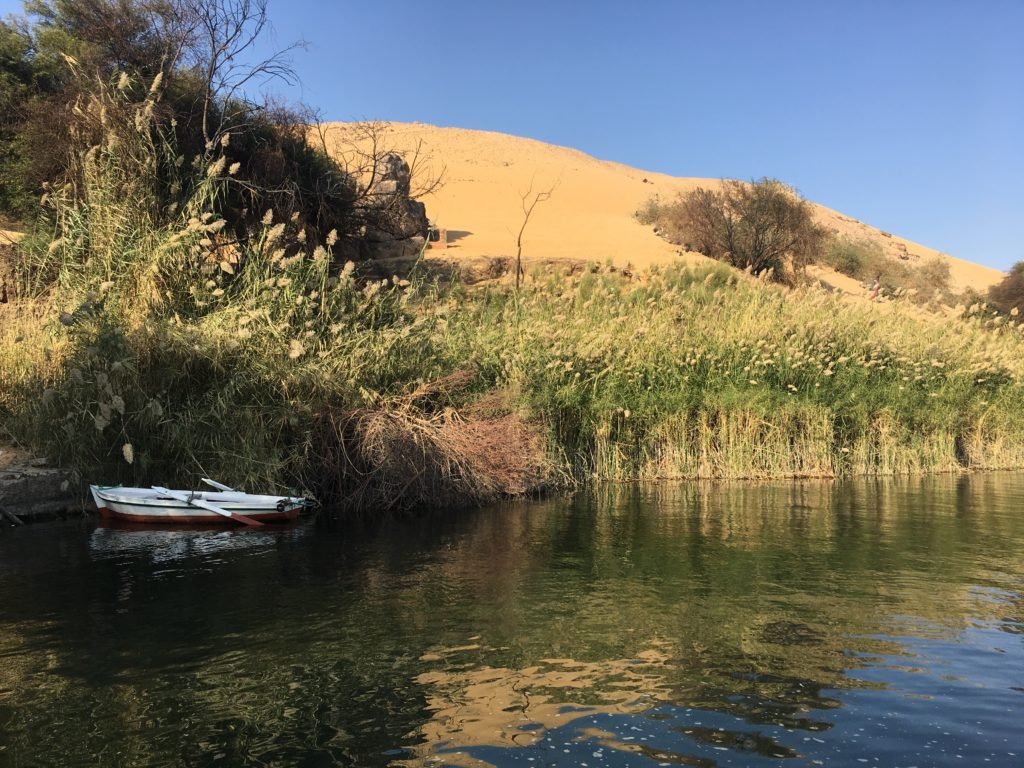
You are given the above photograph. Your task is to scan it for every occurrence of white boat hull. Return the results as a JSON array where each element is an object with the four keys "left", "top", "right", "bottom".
[{"left": 89, "top": 486, "right": 304, "bottom": 525}]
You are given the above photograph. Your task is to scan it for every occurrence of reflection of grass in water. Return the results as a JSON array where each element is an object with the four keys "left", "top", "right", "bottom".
[
  {"left": 3, "top": 475, "right": 1024, "bottom": 765},
  {"left": 391, "top": 475, "right": 1024, "bottom": 761}
]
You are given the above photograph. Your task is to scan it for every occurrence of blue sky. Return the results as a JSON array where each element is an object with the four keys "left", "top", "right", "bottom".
[{"left": 5, "top": 0, "right": 1022, "bottom": 269}]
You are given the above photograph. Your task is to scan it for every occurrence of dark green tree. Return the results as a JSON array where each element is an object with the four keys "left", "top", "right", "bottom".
[{"left": 989, "top": 261, "right": 1024, "bottom": 315}]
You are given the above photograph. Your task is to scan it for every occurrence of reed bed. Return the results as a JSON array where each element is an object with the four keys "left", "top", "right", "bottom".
[
  {"left": 439, "top": 264, "right": 1024, "bottom": 481},
  {"left": 2, "top": 78, "right": 1024, "bottom": 506}
]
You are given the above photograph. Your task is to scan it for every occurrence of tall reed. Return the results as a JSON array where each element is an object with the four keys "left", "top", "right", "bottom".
[
  {"left": 438, "top": 263, "right": 1024, "bottom": 480},
  {"left": 4, "top": 77, "right": 1024, "bottom": 501}
]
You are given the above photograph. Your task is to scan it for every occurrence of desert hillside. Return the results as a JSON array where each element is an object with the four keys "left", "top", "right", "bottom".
[{"left": 323, "top": 122, "right": 1003, "bottom": 294}]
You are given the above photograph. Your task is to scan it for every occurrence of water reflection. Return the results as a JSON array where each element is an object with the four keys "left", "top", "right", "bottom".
[
  {"left": 0, "top": 474, "right": 1022, "bottom": 767},
  {"left": 88, "top": 523, "right": 289, "bottom": 564},
  {"left": 399, "top": 641, "right": 820, "bottom": 767}
]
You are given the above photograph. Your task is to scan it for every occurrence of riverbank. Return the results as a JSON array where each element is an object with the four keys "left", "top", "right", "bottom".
[
  {"left": 0, "top": 443, "right": 76, "bottom": 524},
  {"left": 2, "top": 79, "right": 1022, "bottom": 511},
  {"left": 4, "top": 258, "right": 1024, "bottom": 517}
]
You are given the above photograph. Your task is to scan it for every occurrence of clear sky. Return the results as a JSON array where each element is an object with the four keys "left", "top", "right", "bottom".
[{"left": 5, "top": 0, "right": 1022, "bottom": 270}]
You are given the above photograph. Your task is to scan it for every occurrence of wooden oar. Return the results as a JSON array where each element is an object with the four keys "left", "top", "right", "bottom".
[
  {"left": 201, "top": 478, "right": 236, "bottom": 492},
  {"left": 151, "top": 486, "right": 264, "bottom": 527}
]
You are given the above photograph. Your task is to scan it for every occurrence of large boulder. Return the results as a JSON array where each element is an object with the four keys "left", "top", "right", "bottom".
[
  {"left": 359, "top": 153, "right": 429, "bottom": 259},
  {"left": 0, "top": 447, "right": 77, "bottom": 523}
]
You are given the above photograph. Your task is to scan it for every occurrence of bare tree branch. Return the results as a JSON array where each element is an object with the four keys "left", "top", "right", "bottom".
[
  {"left": 177, "top": 0, "right": 305, "bottom": 150},
  {"left": 515, "top": 179, "right": 555, "bottom": 289}
]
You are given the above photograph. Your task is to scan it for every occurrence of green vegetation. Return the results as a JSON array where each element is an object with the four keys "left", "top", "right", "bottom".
[
  {"left": 0, "top": 0, "right": 179, "bottom": 217},
  {"left": 989, "top": 260, "right": 1024, "bottom": 316},
  {"left": 3, "top": 2, "right": 1024, "bottom": 512},
  {"left": 0, "top": 73, "right": 445, "bottom": 494},
  {"left": 641, "top": 178, "right": 826, "bottom": 283},
  {"left": 0, "top": 0, "right": 369, "bottom": 247},
  {"left": 821, "top": 236, "right": 956, "bottom": 308},
  {"left": 443, "top": 264, "right": 1024, "bottom": 480}
]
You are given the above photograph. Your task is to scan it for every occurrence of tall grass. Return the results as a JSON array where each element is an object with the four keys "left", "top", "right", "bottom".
[
  {"left": 3, "top": 78, "right": 1024, "bottom": 505},
  {"left": 0, "top": 75, "right": 451, "bottom": 494},
  {"left": 439, "top": 263, "right": 1024, "bottom": 480}
]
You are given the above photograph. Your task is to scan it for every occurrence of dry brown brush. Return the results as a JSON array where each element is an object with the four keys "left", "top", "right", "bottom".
[
  {"left": 654, "top": 178, "right": 826, "bottom": 283},
  {"left": 311, "top": 373, "right": 557, "bottom": 514}
]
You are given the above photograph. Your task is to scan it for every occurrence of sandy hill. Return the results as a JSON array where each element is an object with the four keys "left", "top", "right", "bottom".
[{"left": 322, "top": 122, "right": 1003, "bottom": 295}]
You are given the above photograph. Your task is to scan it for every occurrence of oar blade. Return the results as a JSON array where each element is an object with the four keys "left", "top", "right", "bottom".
[{"left": 151, "top": 486, "right": 264, "bottom": 527}]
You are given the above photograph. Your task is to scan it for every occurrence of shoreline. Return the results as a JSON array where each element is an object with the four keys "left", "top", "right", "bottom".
[
  {"left": 5, "top": 460, "right": 1024, "bottom": 527},
  {"left": 0, "top": 444, "right": 76, "bottom": 524}
]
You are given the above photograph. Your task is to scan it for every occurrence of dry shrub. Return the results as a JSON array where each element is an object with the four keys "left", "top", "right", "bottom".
[
  {"left": 313, "top": 372, "right": 557, "bottom": 513},
  {"left": 657, "top": 179, "right": 826, "bottom": 282}
]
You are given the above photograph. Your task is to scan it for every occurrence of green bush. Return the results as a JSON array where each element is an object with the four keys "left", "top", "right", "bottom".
[
  {"left": 822, "top": 236, "right": 878, "bottom": 277},
  {"left": 989, "top": 261, "right": 1024, "bottom": 316},
  {"left": 0, "top": 1, "right": 370, "bottom": 250},
  {"left": 634, "top": 196, "right": 661, "bottom": 226},
  {"left": 821, "top": 236, "right": 956, "bottom": 308}
]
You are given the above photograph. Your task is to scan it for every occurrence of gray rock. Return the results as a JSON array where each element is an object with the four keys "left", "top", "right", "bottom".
[
  {"left": 0, "top": 446, "right": 79, "bottom": 523},
  {"left": 361, "top": 153, "right": 429, "bottom": 257}
]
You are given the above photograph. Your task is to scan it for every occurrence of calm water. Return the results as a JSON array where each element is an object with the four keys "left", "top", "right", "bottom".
[{"left": 1, "top": 476, "right": 1023, "bottom": 767}]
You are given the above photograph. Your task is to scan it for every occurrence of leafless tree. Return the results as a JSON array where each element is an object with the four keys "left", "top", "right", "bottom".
[
  {"left": 514, "top": 180, "right": 555, "bottom": 289},
  {"left": 317, "top": 121, "right": 446, "bottom": 249},
  {"left": 326, "top": 121, "right": 446, "bottom": 205},
  {"left": 177, "top": 0, "right": 305, "bottom": 149}
]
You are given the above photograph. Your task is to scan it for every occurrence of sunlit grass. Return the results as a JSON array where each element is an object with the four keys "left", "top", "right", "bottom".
[
  {"left": 439, "top": 263, "right": 1024, "bottom": 479},
  {"left": 2, "top": 76, "right": 1024, "bottom": 498}
]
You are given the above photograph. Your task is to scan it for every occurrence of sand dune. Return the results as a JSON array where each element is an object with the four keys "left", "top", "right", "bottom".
[
  {"left": 322, "top": 122, "right": 1003, "bottom": 294},
  {"left": 4, "top": 124, "right": 1001, "bottom": 296}
]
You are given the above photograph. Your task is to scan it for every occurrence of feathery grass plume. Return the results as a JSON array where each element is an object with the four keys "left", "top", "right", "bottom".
[
  {"left": 4, "top": 69, "right": 1024, "bottom": 504},
  {"left": 435, "top": 261, "right": 1024, "bottom": 481},
  {"left": 266, "top": 222, "right": 286, "bottom": 244},
  {"left": 206, "top": 157, "right": 226, "bottom": 177}
]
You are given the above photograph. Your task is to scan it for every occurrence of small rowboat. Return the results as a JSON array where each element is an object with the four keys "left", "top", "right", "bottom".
[{"left": 89, "top": 480, "right": 308, "bottom": 526}]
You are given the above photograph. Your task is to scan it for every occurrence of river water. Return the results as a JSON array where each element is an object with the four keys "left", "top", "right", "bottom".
[{"left": 1, "top": 475, "right": 1022, "bottom": 767}]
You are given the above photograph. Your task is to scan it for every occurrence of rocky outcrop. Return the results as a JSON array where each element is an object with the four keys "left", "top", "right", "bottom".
[
  {"left": 0, "top": 447, "right": 78, "bottom": 524},
  {"left": 359, "top": 153, "right": 429, "bottom": 260}
]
